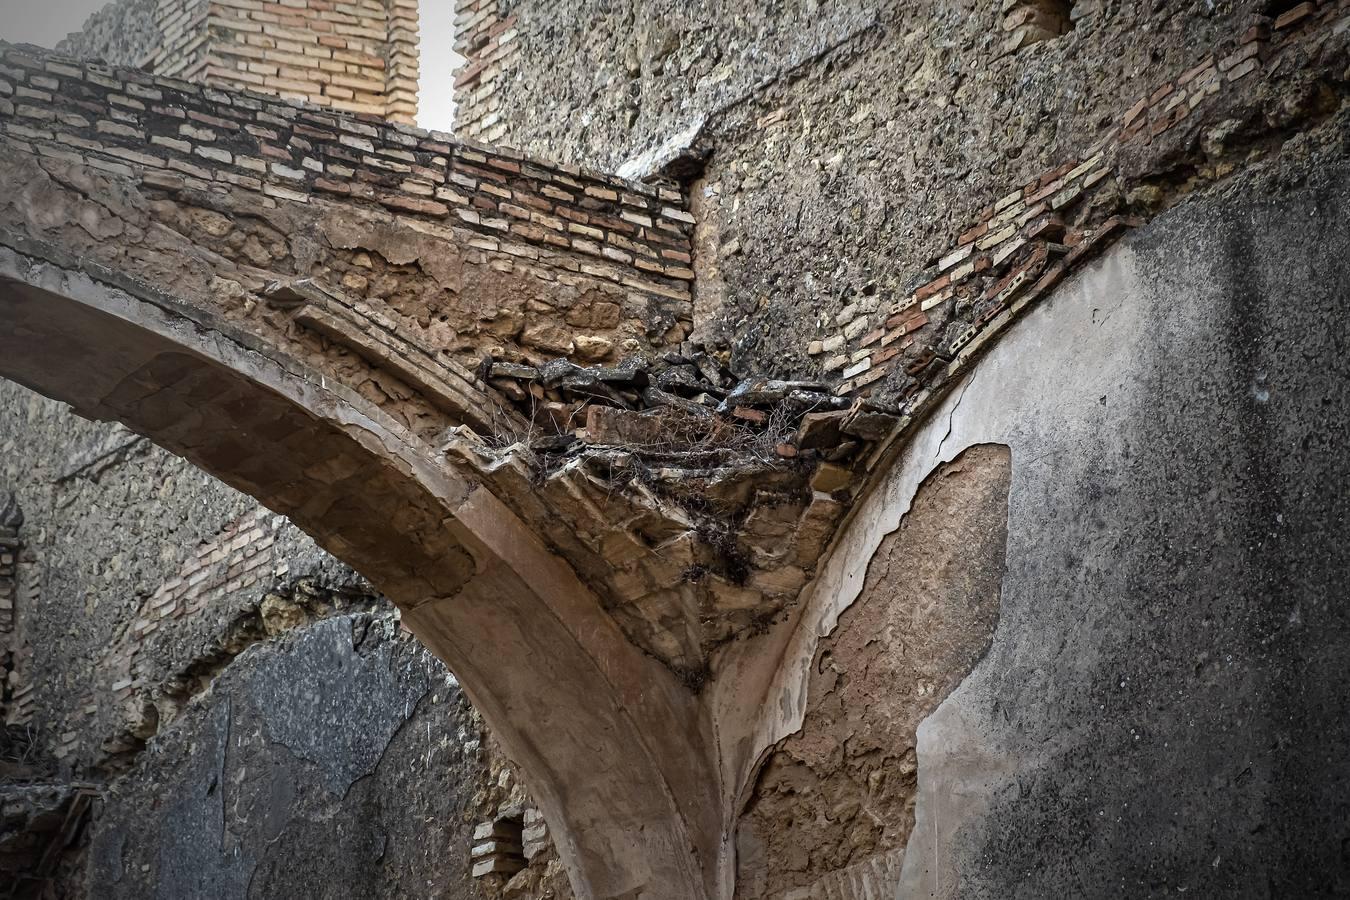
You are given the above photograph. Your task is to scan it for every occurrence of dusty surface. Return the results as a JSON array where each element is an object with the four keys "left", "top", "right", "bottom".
[
  {"left": 735, "top": 445, "right": 1008, "bottom": 898},
  {"left": 892, "top": 150, "right": 1350, "bottom": 897}
]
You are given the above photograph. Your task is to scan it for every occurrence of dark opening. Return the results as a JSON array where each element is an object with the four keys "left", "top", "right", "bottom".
[
  {"left": 1023, "top": 0, "right": 1075, "bottom": 38},
  {"left": 1263, "top": 0, "right": 1306, "bottom": 15}
]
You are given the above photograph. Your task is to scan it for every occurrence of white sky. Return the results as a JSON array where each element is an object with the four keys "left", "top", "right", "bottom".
[{"left": 0, "top": 0, "right": 459, "bottom": 131}]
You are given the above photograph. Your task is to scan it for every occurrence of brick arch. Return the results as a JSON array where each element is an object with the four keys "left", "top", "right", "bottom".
[
  {"left": 0, "top": 237, "right": 722, "bottom": 899},
  {"left": 0, "top": 246, "right": 479, "bottom": 599},
  {"left": 0, "top": 35, "right": 730, "bottom": 895}
]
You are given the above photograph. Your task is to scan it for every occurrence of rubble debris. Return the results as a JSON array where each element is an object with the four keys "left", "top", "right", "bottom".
[{"left": 479, "top": 352, "right": 899, "bottom": 477}]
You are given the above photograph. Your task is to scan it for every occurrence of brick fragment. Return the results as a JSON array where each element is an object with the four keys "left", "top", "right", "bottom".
[
  {"left": 915, "top": 274, "right": 949, "bottom": 302},
  {"left": 382, "top": 194, "right": 450, "bottom": 216},
  {"left": 958, "top": 221, "right": 988, "bottom": 245},
  {"left": 1121, "top": 97, "right": 1148, "bottom": 129},
  {"left": 1219, "top": 42, "right": 1260, "bottom": 72},
  {"left": 1226, "top": 58, "right": 1259, "bottom": 81}
]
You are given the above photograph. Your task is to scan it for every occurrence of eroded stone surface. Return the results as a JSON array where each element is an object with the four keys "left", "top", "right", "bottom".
[{"left": 735, "top": 445, "right": 1008, "bottom": 899}]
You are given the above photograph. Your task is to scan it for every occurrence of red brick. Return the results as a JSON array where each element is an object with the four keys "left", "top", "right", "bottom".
[
  {"left": 381, "top": 195, "right": 449, "bottom": 216},
  {"left": 453, "top": 161, "right": 508, "bottom": 183},
  {"left": 1039, "top": 161, "right": 1076, "bottom": 188},
  {"left": 904, "top": 349, "right": 936, "bottom": 376},
  {"left": 488, "top": 14, "right": 519, "bottom": 37},
  {"left": 313, "top": 178, "right": 350, "bottom": 194},
  {"left": 454, "top": 61, "right": 486, "bottom": 88},
  {"left": 872, "top": 345, "right": 902, "bottom": 366},
  {"left": 1025, "top": 180, "right": 1061, "bottom": 206},
  {"left": 883, "top": 310, "right": 928, "bottom": 333},
  {"left": 983, "top": 243, "right": 1048, "bottom": 301},
  {"left": 1219, "top": 42, "right": 1260, "bottom": 71},
  {"left": 914, "top": 274, "right": 949, "bottom": 301},
  {"left": 854, "top": 364, "right": 889, "bottom": 389},
  {"left": 1120, "top": 117, "right": 1148, "bottom": 143},
  {"left": 1031, "top": 260, "right": 1068, "bottom": 296},
  {"left": 1177, "top": 57, "right": 1216, "bottom": 86},
  {"left": 958, "top": 221, "right": 988, "bottom": 246},
  {"left": 1240, "top": 24, "right": 1270, "bottom": 44},
  {"left": 1023, "top": 213, "right": 1065, "bottom": 242}
]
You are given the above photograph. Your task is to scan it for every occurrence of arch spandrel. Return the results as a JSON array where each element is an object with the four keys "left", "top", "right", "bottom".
[{"left": 0, "top": 37, "right": 947, "bottom": 900}]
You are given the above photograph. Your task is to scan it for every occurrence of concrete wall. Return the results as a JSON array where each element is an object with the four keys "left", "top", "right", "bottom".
[
  {"left": 78, "top": 613, "right": 488, "bottom": 900},
  {"left": 861, "top": 147, "right": 1350, "bottom": 896}
]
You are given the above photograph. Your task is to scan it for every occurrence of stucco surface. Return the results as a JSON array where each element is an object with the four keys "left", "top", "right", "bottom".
[{"left": 886, "top": 157, "right": 1350, "bottom": 896}]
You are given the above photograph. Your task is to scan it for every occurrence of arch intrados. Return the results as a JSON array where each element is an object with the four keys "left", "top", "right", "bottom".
[
  {"left": 0, "top": 241, "right": 723, "bottom": 900},
  {"left": 0, "top": 242, "right": 479, "bottom": 603}
]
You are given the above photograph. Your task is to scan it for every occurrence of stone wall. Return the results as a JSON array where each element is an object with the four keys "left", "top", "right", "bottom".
[
  {"left": 0, "top": 491, "right": 21, "bottom": 726},
  {"left": 452, "top": 0, "right": 1350, "bottom": 393},
  {"left": 0, "top": 381, "right": 350, "bottom": 774},
  {"left": 450, "top": 0, "right": 877, "bottom": 168}
]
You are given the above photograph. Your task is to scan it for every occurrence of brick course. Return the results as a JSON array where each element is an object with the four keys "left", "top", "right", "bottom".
[
  {"left": 62, "top": 0, "right": 421, "bottom": 124},
  {"left": 452, "top": 0, "right": 518, "bottom": 143},
  {"left": 0, "top": 41, "right": 695, "bottom": 365},
  {"left": 807, "top": 1, "right": 1348, "bottom": 409}
]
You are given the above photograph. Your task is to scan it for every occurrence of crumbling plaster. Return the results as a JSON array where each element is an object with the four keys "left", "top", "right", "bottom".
[
  {"left": 735, "top": 444, "right": 1011, "bottom": 898},
  {"left": 732, "top": 148, "right": 1350, "bottom": 898}
]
